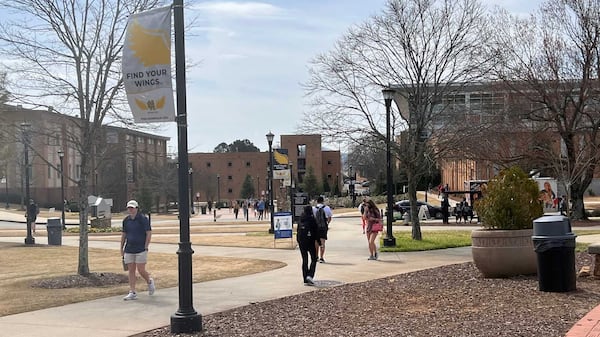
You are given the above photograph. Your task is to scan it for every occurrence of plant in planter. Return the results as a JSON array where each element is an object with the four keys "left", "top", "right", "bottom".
[{"left": 471, "top": 166, "right": 544, "bottom": 278}]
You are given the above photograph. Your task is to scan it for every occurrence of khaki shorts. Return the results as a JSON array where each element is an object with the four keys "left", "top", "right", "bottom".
[{"left": 124, "top": 251, "right": 148, "bottom": 264}]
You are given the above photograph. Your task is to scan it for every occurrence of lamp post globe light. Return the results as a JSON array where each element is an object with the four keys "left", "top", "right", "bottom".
[
  {"left": 21, "top": 123, "right": 34, "bottom": 245},
  {"left": 189, "top": 167, "right": 194, "bottom": 214},
  {"left": 266, "top": 131, "right": 275, "bottom": 234},
  {"left": 382, "top": 88, "right": 396, "bottom": 247},
  {"left": 58, "top": 150, "right": 66, "bottom": 230}
]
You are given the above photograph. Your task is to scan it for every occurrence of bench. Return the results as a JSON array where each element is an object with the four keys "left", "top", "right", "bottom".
[{"left": 588, "top": 244, "right": 600, "bottom": 278}]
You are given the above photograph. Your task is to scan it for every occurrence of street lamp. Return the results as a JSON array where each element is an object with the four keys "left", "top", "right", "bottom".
[
  {"left": 58, "top": 150, "right": 66, "bottom": 230},
  {"left": 216, "top": 174, "right": 220, "bottom": 210},
  {"left": 189, "top": 167, "right": 194, "bottom": 214},
  {"left": 382, "top": 88, "right": 397, "bottom": 247},
  {"left": 21, "top": 123, "right": 34, "bottom": 245},
  {"left": 349, "top": 165, "right": 356, "bottom": 207},
  {"left": 289, "top": 163, "right": 294, "bottom": 220},
  {"left": 266, "top": 131, "right": 275, "bottom": 234},
  {"left": 3, "top": 173, "right": 8, "bottom": 209}
]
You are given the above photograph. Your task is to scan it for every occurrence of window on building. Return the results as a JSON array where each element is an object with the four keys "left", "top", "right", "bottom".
[
  {"left": 228, "top": 188, "right": 232, "bottom": 194},
  {"left": 228, "top": 175, "right": 232, "bottom": 180},
  {"left": 246, "top": 161, "right": 251, "bottom": 167},
  {"left": 206, "top": 162, "right": 211, "bottom": 167},
  {"left": 48, "top": 164, "right": 52, "bottom": 179},
  {"left": 148, "top": 139, "right": 154, "bottom": 145},
  {"left": 327, "top": 174, "right": 332, "bottom": 179},
  {"left": 297, "top": 144, "right": 306, "bottom": 158},
  {"left": 76, "top": 164, "right": 81, "bottom": 180},
  {"left": 327, "top": 160, "right": 332, "bottom": 165},
  {"left": 137, "top": 136, "right": 144, "bottom": 143},
  {"left": 228, "top": 162, "right": 232, "bottom": 167},
  {"left": 297, "top": 158, "right": 306, "bottom": 170}
]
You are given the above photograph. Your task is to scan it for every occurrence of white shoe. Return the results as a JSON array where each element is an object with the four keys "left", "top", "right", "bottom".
[
  {"left": 148, "top": 278, "right": 155, "bottom": 295},
  {"left": 123, "top": 291, "right": 137, "bottom": 300},
  {"left": 305, "top": 276, "right": 315, "bottom": 286}
]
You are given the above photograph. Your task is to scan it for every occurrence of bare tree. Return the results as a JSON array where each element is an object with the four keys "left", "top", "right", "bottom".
[
  {"left": 486, "top": 0, "right": 600, "bottom": 220},
  {"left": 0, "top": 0, "right": 163, "bottom": 275},
  {"left": 301, "top": 0, "right": 488, "bottom": 239}
]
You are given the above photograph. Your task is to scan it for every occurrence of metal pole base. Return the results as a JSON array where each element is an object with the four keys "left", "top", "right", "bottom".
[
  {"left": 171, "top": 313, "right": 202, "bottom": 334},
  {"left": 24, "top": 237, "right": 35, "bottom": 245},
  {"left": 268, "top": 228, "right": 274, "bottom": 234},
  {"left": 383, "top": 236, "right": 396, "bottom": 247}
]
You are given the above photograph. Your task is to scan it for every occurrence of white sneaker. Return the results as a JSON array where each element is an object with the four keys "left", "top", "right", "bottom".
[
  {"left": 123, "top": 291, "right": 137, "bottom": 301},
  {"left": 305, "top": 276, "right": 315, "bottom": 286},
  {"left": 148, "top": 278, "right": 155, "bottom": 295}
]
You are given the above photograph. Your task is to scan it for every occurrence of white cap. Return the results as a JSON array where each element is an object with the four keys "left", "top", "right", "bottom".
[{"left": 126, "top": 200, "right": 138, "bottom": 208}]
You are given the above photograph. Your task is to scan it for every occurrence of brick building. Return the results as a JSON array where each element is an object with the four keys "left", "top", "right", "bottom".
[
  {"left": 188, "top": 134, "right": 342, "bottom": 206},
  {"left": 0, "top": 104, "right": 169, "bottom": 210}
]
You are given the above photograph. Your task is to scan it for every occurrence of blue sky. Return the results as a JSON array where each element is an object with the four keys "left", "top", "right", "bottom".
[{"left": 165, "top": 0, "right": 542, "bottom": 154}]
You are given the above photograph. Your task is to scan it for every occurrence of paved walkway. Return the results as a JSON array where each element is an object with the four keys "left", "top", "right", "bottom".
[
  {"left": 1, "top": 208, "right": 600, "bottom": 337},
  {"left": 0, "top": 208, "right": 478, "bottom": 337}
]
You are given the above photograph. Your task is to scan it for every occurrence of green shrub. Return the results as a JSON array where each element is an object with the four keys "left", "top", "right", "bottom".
[{"left": 473, "top": 166, "right": 543, "bottom": 230}]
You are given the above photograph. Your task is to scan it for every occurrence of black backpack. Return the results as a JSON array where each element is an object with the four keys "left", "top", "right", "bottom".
[
  {"left": 297, "top": 221, "right": 312, "bottom": 240},
  {"left": 315, "top": 206, "right": 328, "bottom": 230}
]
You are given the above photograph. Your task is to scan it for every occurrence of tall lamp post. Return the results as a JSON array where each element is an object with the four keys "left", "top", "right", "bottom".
[
  {"left": 382, "top": 88, "right": 397, "bottom": 247},
  {"left": 289, "top": 163, "right": 294, "bottom": 219},
  {"left": 3, "top": 173, "right": 8, "bottom": 209},
  {"left": 266, "top": 131, "right": 275, "bottom": 234},
  {"left": 216, "top": 174, "right": 220, "bottom": 210},
  {"left": 349, "top": 165, "right": 356, "bottom": 207},
  {"left": 21, "top": 123, "right": 34, "bottom": 245},
  {"left": 189, "top": 167, "right": 194, "bottom": 214},
  {"left": 58, "top": 150, "right": 66, "bottom": 230}
]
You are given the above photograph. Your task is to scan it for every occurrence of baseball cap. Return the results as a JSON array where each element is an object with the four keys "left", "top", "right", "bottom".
[{"left": 126, "top": 200, "right": 138, "bottom": 208}]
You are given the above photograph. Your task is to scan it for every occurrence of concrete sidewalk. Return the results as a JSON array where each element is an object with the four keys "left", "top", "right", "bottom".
[{"left": 0, "top": 210, "right": 476, "bottom": 337}]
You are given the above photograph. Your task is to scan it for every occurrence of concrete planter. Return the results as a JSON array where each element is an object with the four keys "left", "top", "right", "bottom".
[{"left": 471, "top": 229, "right": 537, "bottom": 278}]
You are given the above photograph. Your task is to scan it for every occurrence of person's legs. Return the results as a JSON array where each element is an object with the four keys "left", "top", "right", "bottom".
[
  {"left": 299, "top": 244, "right": 309, "bottom": 281},
  {"left": 318, "top": 238, "right": 326, "bottom": 261},
  {"left": 308, "top": 243, "right": 318, "bottom": 278},
  {"left": 127, "top": 263, "right": 137, "bottom": 292},
  {"left": 368, "top": 232, "right": 378, "bottom": 259}
]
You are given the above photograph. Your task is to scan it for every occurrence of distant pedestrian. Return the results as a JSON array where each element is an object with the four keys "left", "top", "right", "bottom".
[
  {"left": 441, "top": 196, "right": 450, "bottom": 224},
  {"left": 121, "top": 200, "right": 155, "bottom": 301},
  {"left": 313, "top": 196, "right": 332, "bottom": 263},
  {"left": 559, "top": 195, "right": 567, "bottom": 215},
  {"left": 258, "top": 198, "right": 265, "bottom": 220},
  {"left": 233, "top": 200, "right": 240, "bottom": 219},
  {"left": 364, "top": 199, "right": 383, "bottom": 260},
  {"left": 26, "top": 199, "right": 39, "bottom": 234},
  {"left": 242, "top": 200, "right": 249, "bottom": 221},
  {"left": 297, "top": 205, "right": 320, "bottom": 286}
]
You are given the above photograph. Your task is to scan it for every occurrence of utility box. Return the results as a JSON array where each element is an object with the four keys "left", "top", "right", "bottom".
[
  {"left": 47, "top": 217, "right": 62, "bottom": 245},
  {"left": 88, "top": 195, "right": 113, "bottom": 219}
]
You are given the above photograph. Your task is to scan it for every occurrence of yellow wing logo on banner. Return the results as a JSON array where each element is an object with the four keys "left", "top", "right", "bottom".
[
  {"left": 274, "top": 150, "right": 289, "bottom": 165},
  {"left": 134, "top": 96, "right": 167, "bottom": 111},
  {"left": 128, "top": 19, "right": 170, "bottom": 66}
]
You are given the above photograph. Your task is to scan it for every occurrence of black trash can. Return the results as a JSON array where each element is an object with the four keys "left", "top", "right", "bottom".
[
  {"left": 201, "top": 205, "right": 207, "bottom": 214},
  {"left": 532, "top": 215, "right": 576, "bottom": 292},
  {"left": 47, "top": 217, "right": 62, "bottom": 246}
]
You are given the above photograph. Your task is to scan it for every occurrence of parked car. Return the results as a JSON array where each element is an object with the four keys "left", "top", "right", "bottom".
[{"left": 393, "top": 200, "right": 443, "bottom": 219}]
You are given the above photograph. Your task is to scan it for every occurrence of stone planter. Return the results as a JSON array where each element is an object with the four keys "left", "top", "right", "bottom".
[{"left": 471, "top": 229, "right": 537, "bottom": 278}]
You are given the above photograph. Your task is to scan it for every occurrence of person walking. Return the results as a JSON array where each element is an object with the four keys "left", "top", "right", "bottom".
[
  {"left": 364, "top": 199, "right": 383, "bottom": 260},
  {"left": 26, "top": 199, "right": 39, "bottom": 234},
  {"left": 233, "top": 200, "right": 240, "bottom": 219},
  {"left": 120, "top": 200, "right": 155, "bottom": 300},
  {"left": 313, "top": 196, "right": 332, "bottom": 263},
  {"left": 441, "top": 195, "right": 450, "bottom": 224},
  {"left": 297, "top": 205, "right": 320, "bottom": 286}
]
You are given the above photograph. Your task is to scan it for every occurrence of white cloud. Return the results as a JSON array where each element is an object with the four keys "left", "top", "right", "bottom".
[{"left": 191, "top": 1, "right": 285, "bottom": 19}]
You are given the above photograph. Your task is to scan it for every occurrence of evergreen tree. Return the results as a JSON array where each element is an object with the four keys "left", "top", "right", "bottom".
[
  {"left": 240, "top": 174, "right": 255, "bottom": 199},
  {"left": 301, "top": 166, "right": 320, "bottom": 199}
]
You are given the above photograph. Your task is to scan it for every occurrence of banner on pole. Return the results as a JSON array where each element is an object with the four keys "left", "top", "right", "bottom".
[
  {"left": 122, "top": 6, "right": 174, "bottom": 123},
  {"left": 273, "top": 149, "right": 289, "bottom": 180}
]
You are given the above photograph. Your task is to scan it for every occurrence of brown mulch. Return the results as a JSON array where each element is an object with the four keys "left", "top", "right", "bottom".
[
  {"left": 135, "top": 252, "right": 600, "bottom": 337},
  {"left": 31, "top": 272, "right": 128, "bottom": 289}
]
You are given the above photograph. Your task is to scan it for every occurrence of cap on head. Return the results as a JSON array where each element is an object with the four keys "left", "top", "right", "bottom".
[{"left": 126, "top": 200, "right": 138, "bottom": 208}]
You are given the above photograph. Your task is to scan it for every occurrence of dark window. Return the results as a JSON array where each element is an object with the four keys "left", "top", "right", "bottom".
[
  {"left": 206, "top": 162, "right": 211, "bottom": 167},
  {"left": 297, "top": 158, "right": 306, "bottom": 170},
  {"left": 228, "top": 162, "right": 232, "bottom": 167},
  {"left": 327, "top": 160, "right": 332, "bottom": 165},
  {"left": 228, "top": 188, "right": 232, "bottom": 193},
  {"left": 246, "top": 162, "right": 251, "bottom": 167},
  {"left": 228, "top": 175, "right": 232, "bottom": 180}
]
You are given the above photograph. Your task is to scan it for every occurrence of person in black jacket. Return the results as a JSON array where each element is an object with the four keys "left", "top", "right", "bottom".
[{"left": 297, "top": 205, "right": 320, "bottom": 286}]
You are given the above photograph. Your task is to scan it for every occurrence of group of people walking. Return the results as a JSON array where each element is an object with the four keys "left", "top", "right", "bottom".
[{"left": 296, "top": 196, "right": 384, "bottom": 286}]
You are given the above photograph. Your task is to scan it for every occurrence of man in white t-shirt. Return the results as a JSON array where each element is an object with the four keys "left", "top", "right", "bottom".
[{"left": 312, "top": 196, "right": 333, "bottom": 263}]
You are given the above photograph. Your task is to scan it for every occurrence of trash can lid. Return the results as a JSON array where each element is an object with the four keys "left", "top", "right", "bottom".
[{"left": 533, "top": 215, "right": 572, "bottom": 236}]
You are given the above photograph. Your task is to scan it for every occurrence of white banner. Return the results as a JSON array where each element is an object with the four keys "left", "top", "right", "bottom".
[{"left": 122, "top": 6, "right": 174, "bottom": 123}]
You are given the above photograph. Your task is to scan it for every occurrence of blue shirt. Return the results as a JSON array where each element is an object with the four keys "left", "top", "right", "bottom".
[{"left": 123, "top": 213, "right": 151, "bottom": 254}]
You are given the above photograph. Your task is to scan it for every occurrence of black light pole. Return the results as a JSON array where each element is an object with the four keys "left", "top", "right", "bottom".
[
  {"left": 58, "top": 150, "right": 66, "bottom": 230},
  {"left": 189, "top": 167, "right": 194, "bottom": 214},
  {"left": 266, "top": 131, "right": 275, "bottom": 234},
  {"left": 171, "top": 0, "right": 202, "bottom": 332},
  {"left": 349, "top": 165, "right": 355, "bottom": 207},
  {"left": 257, "top": 176, "right": 260, "bottom": 198},
  {"left": 289, "top": 163, "right": 294, "bottom": 219},
  {"left": 22, "top": 123, "right": 34, "bottom": 245},
  {"left": 216, "top": 174, "right": 220, "bottom": 209},
  {"left": 382, "top": 88, "right": 397, "bottom": 247},
  {"left": 3, "top": 173, "right": 8, "bottom": 209}
]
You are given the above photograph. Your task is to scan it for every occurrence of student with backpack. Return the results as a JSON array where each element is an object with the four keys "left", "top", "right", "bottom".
[
  {"left": 297, "top": 205, "right": 320, "bottom": 286},
  {"left": 313, "top": 196, "right": 332, "bottom": 263}
]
